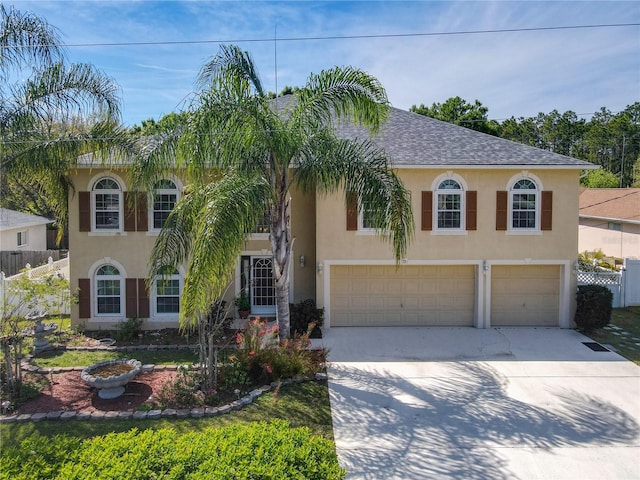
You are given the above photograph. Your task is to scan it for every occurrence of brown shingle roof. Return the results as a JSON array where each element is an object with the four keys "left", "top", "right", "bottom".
[{"left": 579, "top": 188, "right": 640, "bottom": 223}]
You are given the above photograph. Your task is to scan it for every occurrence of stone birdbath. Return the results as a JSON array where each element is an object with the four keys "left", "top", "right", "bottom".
[
  {"left": 25, "top": 310, "right": 57, "bottom": 353},
  {"left": 81, "top": 359, "right": 142, "bottom": 399}
]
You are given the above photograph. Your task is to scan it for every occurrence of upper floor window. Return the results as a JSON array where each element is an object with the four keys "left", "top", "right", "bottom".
[
  {"left": 254, "top": 212, "right": 270, "bottom": 235},
  {"left": 95, "top": 264, "right": 123, "bottom": 315},
  {"left": 16, "top": 230, "right": 28, "bottom": 247},
  {"left": 510, "top": 178, "right": 538, "bottom": 230},
  {"left": 153, "top": 266, "right": 181, "bottom": 315},
  {"left": 360, "top": 200, "right": 379, "bottom": 231},
  {"left": 608, "top": 222, "right": 622, "bottom": 232},
  {"left": 152, "top": 179, "right": 179, "bottom": 230},
  {"left": 436, "top": 179, "right": 463, "bottom": 230},
  {"left": 92, "top": 177, "right": 122, "bottom": 231}
]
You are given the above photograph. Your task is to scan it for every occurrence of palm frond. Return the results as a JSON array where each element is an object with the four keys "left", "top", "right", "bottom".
[{"left": 196, "top": 44, "right": 264, "bottom": 97}]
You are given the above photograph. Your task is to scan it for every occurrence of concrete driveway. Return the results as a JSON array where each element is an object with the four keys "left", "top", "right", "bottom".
[{"left": 321, "top": 327, "right": 640, "bottom": 479}]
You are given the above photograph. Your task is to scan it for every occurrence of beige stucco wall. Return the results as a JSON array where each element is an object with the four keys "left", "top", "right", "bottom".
[
  {"left": 315, "top": 168, "right": 581, "bottom": 326},
  {"left": 68, "top": 168, "right": 317, "bottom": 329},
  {"left": 579, "top": 218, "right": 640, "bottom": 259}
]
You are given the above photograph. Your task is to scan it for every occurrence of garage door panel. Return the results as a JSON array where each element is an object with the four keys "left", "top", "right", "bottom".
[
  {"left": 491, "top": 265, "right": 560, "bottom": 326},
  {"left": 331, "top": 265, "right": 475, "bottom": 327}
]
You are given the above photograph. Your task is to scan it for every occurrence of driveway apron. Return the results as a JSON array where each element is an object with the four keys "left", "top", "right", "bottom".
[{"left": 322, "top": 327, "right": 640, "bottom": 480}]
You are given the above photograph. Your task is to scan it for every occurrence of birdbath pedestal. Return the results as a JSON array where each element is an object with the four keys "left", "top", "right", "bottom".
[{"left": 25, "top": 311, "right": 57, "bottom": 353}]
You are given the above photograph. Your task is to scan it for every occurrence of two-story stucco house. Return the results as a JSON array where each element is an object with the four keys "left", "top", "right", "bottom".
[{"left": 68, "top": 107, "right": 595, "bottom": 331}]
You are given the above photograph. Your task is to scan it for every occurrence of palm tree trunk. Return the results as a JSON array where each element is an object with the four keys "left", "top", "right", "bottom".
[{"left": 271, "top": 192, "right": 292, "bottom": 338}]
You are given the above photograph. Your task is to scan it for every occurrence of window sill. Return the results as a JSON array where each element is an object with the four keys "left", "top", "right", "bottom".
[
  {"left": 249, "top": 233, "right": 270, "bottom": 240},
  {"left": 505, "top": 230, "right": 543, "bottom": 236},
  {"left": 88, "top": 231, "right": 127, "bottom": 236},
  {"left": 430, "top": 230, "right": 468, "bottom": 236}
]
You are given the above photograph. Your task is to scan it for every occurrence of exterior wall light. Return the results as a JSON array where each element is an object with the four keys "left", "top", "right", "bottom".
[
  {"left": 317, "top": 262, "right": 323, "bottom": 274},
  {"left": 299, "top": 255, "right": 305, "bottom": 268}
]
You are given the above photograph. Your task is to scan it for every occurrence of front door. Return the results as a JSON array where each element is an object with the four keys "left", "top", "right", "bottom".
[{"left": 250, "top": 256, "right": 276, "bottom": 315}]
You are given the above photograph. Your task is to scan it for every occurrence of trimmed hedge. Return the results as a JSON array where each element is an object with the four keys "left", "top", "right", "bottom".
[
  {"left": 0, "top": 420, "right": 345, "bottom": 480},
  {"left": 575, "top": 284, "right": 613, "bottom": 333}
]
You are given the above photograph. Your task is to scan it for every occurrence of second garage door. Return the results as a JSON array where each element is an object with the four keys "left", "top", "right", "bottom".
[
  {"left": 490, "top": 265, "right": 560, "bottom": 326},
  {"left": 330, "top": 265, "right": 476, "bottom": 327}
]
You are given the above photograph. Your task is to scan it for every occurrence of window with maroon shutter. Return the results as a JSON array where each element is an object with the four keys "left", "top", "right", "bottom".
[
  {"left": 466, "top": 191, "right": 477, "bottom": 231},
  {"left": 541, "top": 191, "right": 553, "bottom": 231},
  {"left": 124, "top": 192, "right": 136, "bottom": 232},
  {"left": 421, "top": 191, "right": 433, "bottom": 231},
  {"left": 125, "top": 278, "right": 138, "bottom": 318},
  {"left": 496, "top": 191, "right": 508, "bottom": 230},
  {"left": 346, "top": 192, "right": 358, "bottom": 231},
  {"left": 79, "top": 192, "right": 91, "bottom": 232},
  {"left": 136, "top": 193, "right": 148, "bottom": 232},
  {"left": 78, "top": 278, "right": 91, "bottom": 318},
  {"left": 138, "top": 278, "right": 150, "bottom": 318}
]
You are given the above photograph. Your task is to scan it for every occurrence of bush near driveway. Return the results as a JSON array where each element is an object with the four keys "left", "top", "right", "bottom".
[{"left": 1, "top": 420, "right": 346, "bottom": 480}]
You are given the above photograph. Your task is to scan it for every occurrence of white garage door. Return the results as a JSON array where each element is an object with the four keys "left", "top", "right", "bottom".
[
  {"left": 330, "top": 265, "right": 475, "bottom": 327},
  {"left": 491, "top": 265, "right": 560, "bottom": 326}
]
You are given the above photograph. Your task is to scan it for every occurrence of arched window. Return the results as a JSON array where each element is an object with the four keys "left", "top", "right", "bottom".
[
  {"left": 435, "top": 179, "right": 463, "bottom": 230},
  {"left": 92, "top": 177, "right": 122, "bottom": 230},
  {"left": 153, "top": 267, "right": 181, "bottom": 315},
  {"left": 510, "top": 178, "right": 538, "bottom": 230},
  {"left": 152, "top": 179, "right": 179, "bottom": 230},
  {"left": 95, "top": 264, "right": 123, "bottom": 315}
]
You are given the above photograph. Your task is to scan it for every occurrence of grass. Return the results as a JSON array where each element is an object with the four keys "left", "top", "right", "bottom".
[
  {"left": 0, "top": 380, "right": 333, "bottom": 445},
  {"left": 586, "top": 306, "right": 640, "bottom": 365},
  {"left": 32, "top": 348, "right": 200, "bottom": 368}
]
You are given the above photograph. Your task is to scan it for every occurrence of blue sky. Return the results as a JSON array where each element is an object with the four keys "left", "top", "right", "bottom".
[{"left": 9, "top": 1, "right": 640, "bottom": 126}]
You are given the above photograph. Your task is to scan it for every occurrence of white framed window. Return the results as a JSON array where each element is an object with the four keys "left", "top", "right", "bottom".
[
  {"left": 95, "top": 264, "right": 123, "bottom": 316},
  {"left": 153, "top": 267, "right": 181, "bottom": 316},
  {"left": 16, "top": 230, "right": 28, "bottom": 247},
  {"left": 510, "top": 178, "right": 539, "bottom": 230},
  {"left": 254, "top": 212, "right": 270, "bottom": 235},
  {"left": 359, "top": 200, "right": 378, "bottom": 231},
  {"left": 151, "top": 179, "right": 179, "bottom": 230},
  {"left": 92, "top": 177, "right": 122, "bottom": 231},
  {"left": 435, "top": 179, "right": 463, "bottom": 230}
]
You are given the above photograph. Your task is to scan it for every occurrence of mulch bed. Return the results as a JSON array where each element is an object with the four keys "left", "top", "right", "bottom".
[{"left": 16, "top": 371, "right": 175, "bottom": 414}]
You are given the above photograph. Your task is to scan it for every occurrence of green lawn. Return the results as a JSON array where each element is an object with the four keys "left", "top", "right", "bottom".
[
  {"left": 0, "top": 380, "right": 334, "bottom": 446},
  {"left": 32, "top": 348, "right": 200, "bottom": 368},
  {"left": 586, "top": 306, "right": 640, "bottom": 365}
]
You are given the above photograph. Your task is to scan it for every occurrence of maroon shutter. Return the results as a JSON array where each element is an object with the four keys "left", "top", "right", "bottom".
[
  {"left": 466, "top": 191, "right": 477, "bottom": 231},
  {"left": 78, "top": 278, "right": 91, "bottom": 318},
  {"left": 496, "top": 191, "right": 508, "bottom": 231},
  {"left": 346, "top": 192, "right": 358, "bottom": 231},
  {"left": 79, "top": 192, "right": 91, "bottom": 232},
  {"left": 541, "top": 191, "right": 553, "bottom": 231},
  {"left": 421, "top": 191, "right": 433, "bottom": 231},
  {"left": 138, "top": 278, "right": 150, "bottom": 318},
  {"left": 125, "top": 278, "right": 138, "bottom": 318},
  {"left": 136, "top": 193, "right": 148, "bottom": 232},
  {"left": 124, "top": 192, "right": 135, "bottom": 232}
]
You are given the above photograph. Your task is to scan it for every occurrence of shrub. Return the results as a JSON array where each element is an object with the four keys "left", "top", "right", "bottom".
[
  {"left": 289, "top": 299, "right": 324, "bottom": 337},
  {"left": 575, "top": 284, "right": 613, "bottom": 333},
  {"left": 0, "top": 421, "right": 346, "bottom": 479},
  {"left": 154, "top": 365, "right": 203, "bottom": 409},
  {"left": 236, "top": 318, "right": 323, "bottom": 385},
  {"left": 113, "top": 317, "right": 143, "bottom": 342}
]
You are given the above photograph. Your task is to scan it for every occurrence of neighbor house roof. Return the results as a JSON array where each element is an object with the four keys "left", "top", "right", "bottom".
[
  {"left": 579, "top": 188, "right": 640, "bottom": 224},
  {"left": 0, "top": 208, "right": 53, "bottom": 230},
  {"left": 335, "top": 106, "right": 597, "bottom": 169}
]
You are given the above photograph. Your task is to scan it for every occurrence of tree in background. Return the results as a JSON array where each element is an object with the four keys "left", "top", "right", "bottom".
[
  {"left": 0, "top": 6, "right": 130, "bottom": 242},
  {"left": 580, "top": 169, "right": 620, "bottom": 188},
  {"left": 134, "top": 45, "right": 413, "bottom": 338},
  {"left": 410, "top": 96, "right": 499, "bottom": 135},
  {"left": 413, "top": 95, "right": 640, "bottom": 187}
]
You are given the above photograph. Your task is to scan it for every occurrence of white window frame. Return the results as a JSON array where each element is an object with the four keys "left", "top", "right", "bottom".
[
  {"left": 16, "top": 230, "right": 28, "bottom": 247},
  {"left": 507, "top": 173, "right": 542, "bottom": 234},
  {"left": 431, "top": 173, "right": 467, "bottom": 235},
  {"left": 358, "top": 199, "right": 378, "bottom": 233},
  {"left": 94, "top": 264, "right": 124, "bottom": 317},
  {"left": 91, "top": 176, "right": 123, "bottom": 233},
  {"left": 152, "top": 268, "right": 182, "bottom": 319},
  {"left": 150, "top": 179, "right": 180, "bottom": 232}
]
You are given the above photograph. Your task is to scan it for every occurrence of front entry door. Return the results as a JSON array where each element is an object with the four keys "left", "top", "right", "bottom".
[{"left": 251, "top": 256, "right": 276, "bottom": 315}]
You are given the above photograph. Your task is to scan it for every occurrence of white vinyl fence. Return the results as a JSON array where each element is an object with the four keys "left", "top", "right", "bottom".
[
  {"left": 577, "top": 258, "right": 640, "bottom": 308},
  {"left": 0, "top": 256, "right": 71, "bottom": 318}
]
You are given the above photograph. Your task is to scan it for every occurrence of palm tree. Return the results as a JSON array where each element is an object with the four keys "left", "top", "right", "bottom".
[
  {"left": 137, "top": 44, "right": 413, "bottom": 338},
  {"left": 0, "top": 5, "right": 130, "bottom": 240}
]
